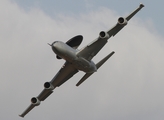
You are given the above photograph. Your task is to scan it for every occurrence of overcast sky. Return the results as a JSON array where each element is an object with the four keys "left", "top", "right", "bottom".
[{"left": 0, "top": 0, "right": 164, "bottom": 120}]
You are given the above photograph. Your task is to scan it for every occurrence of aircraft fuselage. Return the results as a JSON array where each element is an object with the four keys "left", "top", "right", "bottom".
[{"left": 52, "top": 41, "right": 97, "bottom": 73}]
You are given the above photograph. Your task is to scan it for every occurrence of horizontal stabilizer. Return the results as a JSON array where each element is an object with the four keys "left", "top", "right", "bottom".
[
  {"left": 96, "top": 51, "right": 115, "bottom": 69},
  {"left": 76, "top": 73, "right": 93, "bottom": 86},
  {"left": 76, "top": 51, "right": 115, "bottom": 86}
]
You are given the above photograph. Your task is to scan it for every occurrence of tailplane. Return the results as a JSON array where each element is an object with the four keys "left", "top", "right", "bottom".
[{"left": 76, "top": 51, "right": 115, "bottom": 86}]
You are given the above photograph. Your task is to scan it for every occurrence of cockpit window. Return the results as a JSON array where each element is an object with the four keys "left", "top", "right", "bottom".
[{"left": 52, "top": 41, "right": 59, "bottom": 45}]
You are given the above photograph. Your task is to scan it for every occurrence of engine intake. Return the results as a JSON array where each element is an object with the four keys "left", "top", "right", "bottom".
[
  {"left": 99, "top": 31, "right": 109, "bottom": 39},
  {"left": 44, "top": 82, "right": 54, "bottom": 90},
  {"left": 31, "top": 97, "right": 40, "bottom": 106},
  {"left": 118, "top": 17, "right": 127, "bottom": 26}
]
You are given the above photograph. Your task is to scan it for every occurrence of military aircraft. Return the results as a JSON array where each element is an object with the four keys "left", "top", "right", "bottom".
[{"left": 19, "top": 4, "right": 144, "bottom": 117}]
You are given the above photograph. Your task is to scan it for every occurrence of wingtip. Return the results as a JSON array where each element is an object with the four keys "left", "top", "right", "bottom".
[
  {"left": 76, "top": 81, "right": 81, "bottom": 87},
  {"left": 112, "top": 51, "right": 115, "bottom": 54},
  {"left": 139, "top": 3, "right": 145, "bottom": 8},
  {"left": 19, "top": 115, "right": 24, "bottom": 118},
  {"left": 76, "top": 82, "right": 82, "bottom": 86}
]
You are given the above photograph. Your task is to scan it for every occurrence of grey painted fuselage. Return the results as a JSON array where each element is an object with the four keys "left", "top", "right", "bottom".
[{"left": 52, "top": 41, "right": 98, "bottom": 73}]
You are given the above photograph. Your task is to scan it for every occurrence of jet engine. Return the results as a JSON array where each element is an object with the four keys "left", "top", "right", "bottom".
[
  {"left": 99, "top": 31, "right": 109, "bottom": 39},
  {"left": 31, "top": 97, "right": 40, "bottom": 106},
  {"left": 118, "top": 17, "right": 128, "bottom": 26},
  {"left": 44, "top": 82, "right": 54, "bottom": 90}
]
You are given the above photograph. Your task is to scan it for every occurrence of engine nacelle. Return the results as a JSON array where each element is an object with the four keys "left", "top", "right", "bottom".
[
  {"left": 118, "top": 17, "right": 128, "bottom": 26},
  {"left": 99, "top": 31, "right": 109, "bottom": 39},
  {"left": 31, "top": 97, "right": 40, "bottom": 106},
  {"left": 44, "top": 82, "right": 54, "bottom": 90}
]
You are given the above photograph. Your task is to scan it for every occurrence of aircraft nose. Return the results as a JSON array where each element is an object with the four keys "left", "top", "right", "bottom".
[
  {"left": 51, "top": 41, "right": 61, "bottom": 53},
  {"left": 52, "top": 41, "right": 59, "bottom": 48},
  {"left": 52, "top": 41, "right": 58, "bottom": 46}
]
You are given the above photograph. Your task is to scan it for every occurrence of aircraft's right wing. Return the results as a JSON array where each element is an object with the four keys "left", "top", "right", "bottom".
[{"left": 19, "top": 62, "right": 78, "bottom": 117}]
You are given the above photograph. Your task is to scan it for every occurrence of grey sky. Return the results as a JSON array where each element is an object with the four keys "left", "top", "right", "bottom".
[
  {"left": 10, "top": 0, "right": 164, "bottom": 34},
  {"left": 1, "top": 0, "right": 164, "bottom": 120}
]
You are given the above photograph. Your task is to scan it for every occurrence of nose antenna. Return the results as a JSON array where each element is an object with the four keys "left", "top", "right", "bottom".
[{"left": 47, "top": 43, "right": 52, "bottom": 46}]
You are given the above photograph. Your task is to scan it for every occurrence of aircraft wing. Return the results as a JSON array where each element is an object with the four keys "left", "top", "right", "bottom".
[
  {"left": 19, "top": 62, "right": 78, "bottom": 117},
  {"left": 77, "top": 4, "right": 144, "bottom": 61},
  {"left": 107, "top": 3, "right": 144, "bottom": 37}
]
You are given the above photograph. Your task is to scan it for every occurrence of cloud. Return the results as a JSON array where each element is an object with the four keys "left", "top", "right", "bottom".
[{"left": 0, "top": 0, "right": 164, "bottom": 120}]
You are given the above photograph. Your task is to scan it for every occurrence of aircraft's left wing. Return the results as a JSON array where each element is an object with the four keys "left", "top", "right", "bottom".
[
  {"left": 107, "top": 3, "right": 144, "bottom": 37},
  {"left": 77, "top": 4, "right": 144, "bottom": 61},
  {"left": 19, "top": 62, "right": 78, "bottom": 117}
]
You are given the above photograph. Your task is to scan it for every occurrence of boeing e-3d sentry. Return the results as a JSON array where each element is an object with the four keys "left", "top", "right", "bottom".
[{"left": 19, "top": 4, "right": 144, "bottom": 117}]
